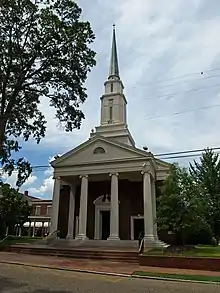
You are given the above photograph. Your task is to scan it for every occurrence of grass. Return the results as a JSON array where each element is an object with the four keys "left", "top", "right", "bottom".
[
  {"left": 144, "top": 245, "right": 220, "bottom": 258},
  {"left": 133, "top": 271, "right": 220, "bottom": 283},
  {"left": 0, "top": 235, "right": 42, "bottom": 249}
]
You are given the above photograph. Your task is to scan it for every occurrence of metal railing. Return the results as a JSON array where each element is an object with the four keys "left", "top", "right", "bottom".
[
  {"left": 138, "top": 238, "right": 144, "bottom": 254},
  {"left": 46, "top": 230, "right": 59, "bottom": 244},
  {"left": 0, "top": 235, "right": 9, "bottom": 244}
]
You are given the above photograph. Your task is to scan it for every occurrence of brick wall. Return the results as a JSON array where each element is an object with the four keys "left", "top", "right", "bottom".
[{"left": 31, "top": 202, "right": 52, "bottom": 216}]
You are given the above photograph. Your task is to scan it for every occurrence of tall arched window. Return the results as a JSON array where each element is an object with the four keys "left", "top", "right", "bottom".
[{"left": 110, "top": 83, "right": 114, "bottom": 92}]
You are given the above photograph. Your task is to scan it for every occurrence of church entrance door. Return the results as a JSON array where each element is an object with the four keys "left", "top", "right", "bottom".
[
  {"left": 133, "top": 218, "right": 144, "bottom": 240},
  {"left": 101, "top": 210, "right": 110, "bottom": 240}
]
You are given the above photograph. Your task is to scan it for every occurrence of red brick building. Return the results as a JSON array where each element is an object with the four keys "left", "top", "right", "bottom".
[{"left": 17, "top": 191, "right": 52, "bottom": 237}]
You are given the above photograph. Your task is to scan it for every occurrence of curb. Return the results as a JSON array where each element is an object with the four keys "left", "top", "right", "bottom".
[
  {"left": 1, "top": 260, "right": 220, "bottom": 285},
  {"left": 132, "top": 274, "right": 220, "bottom": 285}
]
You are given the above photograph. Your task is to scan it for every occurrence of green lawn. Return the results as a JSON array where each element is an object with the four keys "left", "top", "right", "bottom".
[
  {"left": 144, "top": 245, "right": 220, "bottom": 258},
  {"left": 0, "top": 236, "right": 42, "bottom": 249},
  {"left": 132, "top": 271, "right": 220, "bottom": 283}
]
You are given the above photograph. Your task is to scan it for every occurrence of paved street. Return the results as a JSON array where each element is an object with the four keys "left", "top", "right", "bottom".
[{"left": 0, "top": 263, "right": 220, "bottom": 293}]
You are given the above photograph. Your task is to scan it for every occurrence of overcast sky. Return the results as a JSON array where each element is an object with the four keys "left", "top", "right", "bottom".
[{"left": 3, "top": 0, "right": 220, "bottom": 198}]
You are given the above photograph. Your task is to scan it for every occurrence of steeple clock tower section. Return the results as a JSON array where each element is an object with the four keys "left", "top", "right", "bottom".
[{"left": 91, "top": 25, "right": 135, "bottom": 146}]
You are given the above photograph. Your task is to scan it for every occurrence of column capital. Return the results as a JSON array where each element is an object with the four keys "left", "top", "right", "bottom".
[
  {"left": 141, "top": 170, "right": 150, "bottom": 175},
  {"left": 109, "top": 172, "right": 119, "bottom": 177},
  {"left": 52, "top": 176, "right": 61, "bottom": 180},
  {"left": 79, "top": 174, "right": 88, "bottom": 179}
]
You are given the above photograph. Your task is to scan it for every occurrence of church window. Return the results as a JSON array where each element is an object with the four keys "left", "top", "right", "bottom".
[
  {"left": 93, "top": 147, "right": 106, "bottom": 154},
  {"left": 35, "top": 206, "right": 41, "bottom": 216},
  {"left": 110, "top": 83, "right": 113, "bottom": 92},
  {"left": 109, "top": 99, "right": 113, "bottom": 123}
]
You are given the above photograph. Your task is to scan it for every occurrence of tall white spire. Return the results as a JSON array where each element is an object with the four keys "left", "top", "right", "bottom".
[
  {"left": 90, "top": 25, "right": 135, "bottom": 146},
  {"left": 109, "top": 24, "right": 120, "bottom": 79}
]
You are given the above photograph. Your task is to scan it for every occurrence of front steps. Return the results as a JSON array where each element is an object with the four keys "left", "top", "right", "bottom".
[
  {"left": 52, "top": 239, "right": 139, "bottom": 249},
  {"left": 9, "top": 244, "right": 139, "bottom": 264}
]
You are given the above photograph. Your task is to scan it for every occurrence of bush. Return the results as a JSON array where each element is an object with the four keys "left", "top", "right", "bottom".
[{"left": 186, "top": 227, "right": 213, "bottom": 245}]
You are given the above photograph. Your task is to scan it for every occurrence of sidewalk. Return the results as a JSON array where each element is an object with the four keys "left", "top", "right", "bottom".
[{"left": 1, "top": 252, "right": 220, "bottom": 278}]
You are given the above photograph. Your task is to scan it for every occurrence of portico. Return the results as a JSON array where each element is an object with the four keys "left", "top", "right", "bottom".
[
  {"left": 49, "top": 25, "right": 170, "bottom": 248},
  {"left": 50, "top": 148, "right": 168, "bottom": 247}
]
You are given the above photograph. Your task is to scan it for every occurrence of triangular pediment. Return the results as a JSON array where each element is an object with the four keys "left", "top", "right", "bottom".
[{"left": 52, "top": 135, "right": 151, "bottom": 167}]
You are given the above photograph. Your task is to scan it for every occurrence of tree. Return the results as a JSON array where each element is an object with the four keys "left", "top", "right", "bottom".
[
  {"left": 0, "top": 183, "right": 31, "bottom": 237},
  {"left": 0, "top": 0, "right": 96, "bottom": 186},
  {"left": 157, "top": 163, "right": 205, "bottom": 245},
  {"left": 190, "top": 149, "right": 220, "bottom": 245}
]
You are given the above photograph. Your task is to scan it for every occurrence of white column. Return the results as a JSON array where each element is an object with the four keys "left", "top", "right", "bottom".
[
  {"left": 41, "top": 222, "right": 44, "bottom": 237},
  {"left": 18, "top": 226, "right": 22, "bottom": 237},
  {"left": 15, "top": 225, "right": 18, "bottom": 236},
  {"left": 151, "top": 178, "right": 158, "bottom": 240},
  {"left": 32, "top": 221, "right": 36, "bottom": 237},
  {"left": 28, "top": 222, "right": 31, "bottom": 236},
  {"left": 108, "top": 173, "right": 120, "bottom": 240},
  {"left": 75, "top": 216, "right": 79, "bottom": 238},
  {"left": 49, "top": 177, "right": 61, "bottom": 234},
  {"left": 142, "top": 171, "right": 154, "bottom": 244},
  {"left": 5, "top": 227, "right": 8, "bottom": 236},
  {"left": 76, "top": 175, "right": 88, "bottom": 240},
  {"left": 94, "top": 207, "right": 101, "bottom": 240},
  {"left": 67, "top": 185, "right": 76, "bottom": 239}
]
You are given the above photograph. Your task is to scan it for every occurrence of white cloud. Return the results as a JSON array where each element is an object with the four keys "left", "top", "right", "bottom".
[
  {"left": 1, "top": 171, "right": 37, "bottom": 190},
  {"left": 27, "top": 156, "right": 56, "bottom": 199},
  {"left": 28, "top": 175, "right": 54, "bottom": 199}
]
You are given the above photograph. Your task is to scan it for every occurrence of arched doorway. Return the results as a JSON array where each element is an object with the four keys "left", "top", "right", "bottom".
[{"left": 93, "top": 195, "right": 111, "bottom": 240}]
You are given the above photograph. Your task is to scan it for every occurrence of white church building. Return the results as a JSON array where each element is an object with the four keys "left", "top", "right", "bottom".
[{"left": 49, "top": 26, "right": 170, "bottom": 247}]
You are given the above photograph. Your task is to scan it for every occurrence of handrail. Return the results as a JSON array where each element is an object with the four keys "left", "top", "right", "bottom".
[
  {"left": 0, "top": 235, "right": 9, "bottom": 244},
  {"left": 46, "top": 229, "right": 58, "bottom": 239},
  {"left": 138, "top": 238, "right": 144, "bottom": 254}
]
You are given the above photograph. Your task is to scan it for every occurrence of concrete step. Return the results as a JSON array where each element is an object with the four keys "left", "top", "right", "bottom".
[
  {"left": 10, "top": 245, "right": 139, "bottom": 264},
  {"left": 51, "top": 239, "right": 139, "bottom": 248}
]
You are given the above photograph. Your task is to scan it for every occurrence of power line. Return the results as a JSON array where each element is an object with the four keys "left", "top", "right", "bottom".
[
  {"left": 1, "top": 146, "right": 220, "bottom": 175},
  {"left": 160, "top": 151, "right": 220, "bottom": 161},
  {"left": 144, "top": 83, "right": 220, "bottom": 101},
  {"left": 140, "top": 73, "right": 220, "bottom": 91},
  {"left": 137, "top": 67, "right": 220, "bottom": 87},
  {"left": 2, "top": 146, "right": 219, "bottom": 173},
  {"left": 145, "top": 103, "right": 220, "bottom": 120},
  {"left": 155, "top": 146, "right": 220, "bottom": 157}
]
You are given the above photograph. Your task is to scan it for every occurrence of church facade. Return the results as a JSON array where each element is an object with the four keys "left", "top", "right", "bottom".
[{"left": 50, "top": 26, "right": 170, "bottom": 247}]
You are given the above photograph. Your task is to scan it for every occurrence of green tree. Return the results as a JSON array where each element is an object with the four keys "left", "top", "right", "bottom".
[
  {"left": 157, "top": 163, "right": 205, "bottom": 245},
  {"left": 190, "top": 149, "right": 220, "bottom": 244},
  {"left": 0, "top": 183, "right": 31, "bottom": 237},
  {"left": 0, "top": 0, "right": 96, "bottom": 186}
]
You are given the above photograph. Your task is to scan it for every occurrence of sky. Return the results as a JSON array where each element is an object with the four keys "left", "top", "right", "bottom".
[{"left": 3, "top": 0, "right": 220, "bottom": 199}]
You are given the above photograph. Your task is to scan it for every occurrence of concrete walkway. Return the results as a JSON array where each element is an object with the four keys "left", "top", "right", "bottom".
[{"left": 1, "top": 252, "right": 220, "bottom": 277}]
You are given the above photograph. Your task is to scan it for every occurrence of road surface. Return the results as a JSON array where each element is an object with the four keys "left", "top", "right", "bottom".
[{"left": 0, "top": 263, "right": 219, "bottom": 292}]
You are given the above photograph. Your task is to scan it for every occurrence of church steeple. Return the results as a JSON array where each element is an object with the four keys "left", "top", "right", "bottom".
[
  {"left": 90, "top": 25, "right": 135, "bottom": 147},
  {"left": 109, "top": 24, "right": 120, "bottom": 79}
]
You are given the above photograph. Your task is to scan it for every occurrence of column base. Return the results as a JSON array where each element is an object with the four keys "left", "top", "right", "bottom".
[
  {"left": 107, "top": 235, "right": 120, "bottom": 241},
  {"left": 144, "top": 235, "right": 167, "bottom": 248},
  {"left": 66, "top": 234, "right": 74, "bottom": 239},
  {"left": 75, "top": 234, "right": 88, "bottom": 240}
]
